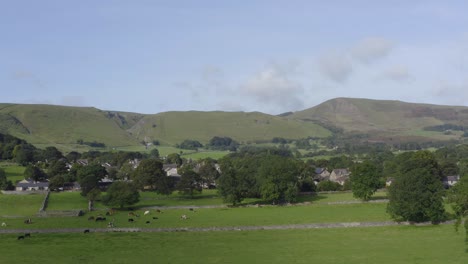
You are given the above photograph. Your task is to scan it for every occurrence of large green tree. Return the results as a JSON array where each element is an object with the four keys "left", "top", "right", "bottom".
[
  {"left": 218, "top": 151, "right": 301, "bottom": 205},
  {"left": 351, "top": 161, "right": 381, "bottom": 201},
  {"left": 387, "top": 167, "right": 445, "bottom": 223},
  {"left": 132, "top": 159, "right": 171, "bottom": 194},
  {"left": 447, "top": 175, "right": 468, "bottom": 251},
  {"left": 176, "top": 166, "right": 202, "bottom": 198},
  {"left": 218, "top": 155, "right": 258, "bottom": 205},
  {"left": 102, "top": 181, "right": 140, "bottom": 209},
  {"left": 76, "top": 164, "right": 107, "bottom": 211},
  {"left": 257, "top": 155, "right": 300, "bottom": 203},
  {"left": 198, "top": 159, "right": 220, "bottom": 188},
  {"left": 24, "top": 165, "right": 47, "bottom": 181},
  {"left": 0, "top": 168, "right": 13, "bottom": 190}
]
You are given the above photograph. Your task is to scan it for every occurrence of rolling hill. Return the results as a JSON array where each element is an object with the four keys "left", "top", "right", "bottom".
[
  {"left": 1, "top": 98, "right": 468, "bottom": 151},
  {"left": 289, "top": 97, "right": 468, "bottom": 142},
  {"left": 0, "top": 104, "right": 331, "bottom": 150}
]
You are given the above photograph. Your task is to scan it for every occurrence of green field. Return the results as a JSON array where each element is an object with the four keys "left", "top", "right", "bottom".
[
  {"left": 0, "top": 162, "right": 26, "bottom": 184},
  {"left": 0, "top": 193, "right": 44, "bottom": 216},
  {"left": 0, "top": 190, "right": 465, "bottom": 263},
  {"left": 0, "top": 225, "right": 465, "bottom": 264}
]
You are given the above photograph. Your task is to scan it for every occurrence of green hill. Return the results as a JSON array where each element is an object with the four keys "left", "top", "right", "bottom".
[
  {"left": 3, "top": 98, "right": 468, "bottom": 151},
  {"left": 290, "top": 97, "right": 468, "bottom": 142},
  {"left": 0, "top": 104, "right": 331, "bottom": 150},
  {"left": 0, "top": 104, "right": 143, "bottom": 147},
  {"left": 128, "top": 111, "right": 331, "bottom": 145}
]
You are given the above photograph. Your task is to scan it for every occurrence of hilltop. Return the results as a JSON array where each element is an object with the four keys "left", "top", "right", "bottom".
[
  {"left": 290, "top": 97, "right": 468, "bottom": 143},
  {"left": 0, "top": 103, "right": 330, "bottom": 150},
  {"left": 1, "top": 98, "right": 468, "bottom": 151}
]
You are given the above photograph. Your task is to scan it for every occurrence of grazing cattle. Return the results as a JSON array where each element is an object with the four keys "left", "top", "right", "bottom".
[
  {"left": 107, "top": 222, "right": 115, "bottom": 228},
  {"left": 189, "top": 208, "right": 196, "bottom": 212},
  {"left": 146, "top": 221, "right": 150, "bottom": 224},
  {"left": 24, "top": 218, "right": 32, "bottom": 224},
  {"left": 156, "top": 209, "right": 162, "bottom": 213},
  {"left": 24, "top": 233, "right": 31, "bottom": 238},
  {"left": 88, "top": 216, "right": 95, "bottom": 221},
  {"left": 17, "top": 236, "right": 25, "bottom": 240},
  {"left": 180, "top": 214, "right": 188, "bottom": 220},
  {"left": 128, "top": 218, "right": 134, "bottom": 222},
  {"left": 1, "top": 222, "right": 6, "bottom": 227},
  {"left": 144, "top": 210, "right": 150, "bottom": 215},
  {"left": 152, "top": 217, "right": 158, "bottom": 220},
  {"left": 84, "top": 229, "right": 90, "bottom": 233},
  {"left": 95, "top": 217, "right": 106, "bottom": 222}
]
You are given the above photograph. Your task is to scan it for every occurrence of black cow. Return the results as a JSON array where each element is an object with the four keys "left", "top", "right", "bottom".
[
  {"left": 17, "top": 236, "right": 24, "bottom": 240},
  {"left": 24, "top": 233, "right": 31, "bottom": 238},
  {"left": 152, "top": 217, "right": 158, "bottom": 220},
  {"left": 146, "top": 221, "right": 150, "bottom": 224},
  {"left": 128, "top": 218, "right": 134, "bottom": 222},
  {"left": 95, "top": 217, "right": 106, "bottom": 222},
  {"left": 84, "top": 229, "right": 90, "bottom": 233}
]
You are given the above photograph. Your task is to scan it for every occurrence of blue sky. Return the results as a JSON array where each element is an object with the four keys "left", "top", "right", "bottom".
[{"left": 1, "top": 1, "right": 467, "bottom": 114}]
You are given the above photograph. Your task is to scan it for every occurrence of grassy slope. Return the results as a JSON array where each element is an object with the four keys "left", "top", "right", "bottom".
[
  {"left": 0, "top": 225, "right": 465, "bottom": 264},
  {"left": 0, "top": 104, "right": 331, "bottom": 150},
  {"left": 127, "top": 111, "right": 331, "bottom": 145},
  {"left": 290, "top": 97, "right": 468, "bottom": 141},
  {"left": 0, "top": 104, "right": 141, "bottom": 147}
]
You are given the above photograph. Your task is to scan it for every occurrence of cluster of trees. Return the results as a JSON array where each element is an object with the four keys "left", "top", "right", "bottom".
[
  {"left": 0, "top": 168, "right": 14, "bottom": 190},
  {"left": 207, "top": 136, "right": 239, "bottom": 151},
  {"left": 176, "top": 140, "right": 203, "bottom": 150},
  {"left": 217, "top": 147, "right": 315, "bottom": 205},
  {"left": 76, "top": 139, "right": 106, "bottom": 148},
  {"left": 423, "top": 124, "right": 466, "bottom": 132}
]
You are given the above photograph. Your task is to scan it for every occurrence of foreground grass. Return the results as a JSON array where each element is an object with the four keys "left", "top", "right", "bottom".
[
  {"left": 300, "top": 190, "right": 387, "bottom": 204},
  {"left": 0, "top": 203, "right": 391, "bottom": 229},
  {"left": 0, "top": 225, "right": 465, "bottom": 264}
]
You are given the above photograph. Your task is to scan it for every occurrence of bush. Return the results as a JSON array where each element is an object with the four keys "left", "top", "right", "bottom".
[{"left": 317, "top": 180, "right": 342, "bottom": 192}]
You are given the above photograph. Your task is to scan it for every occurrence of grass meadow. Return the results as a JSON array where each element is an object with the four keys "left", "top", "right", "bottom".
[
  {"left": 0, "top": 193, "right": 44, "bottom": 217},
  {"left": 0, "top": 162, "right": 26, "bottom": 184},
  {"left": 0, "top": 225, "right": 465, "bottom": 264},
  {"left": 1, "top": 190, "right": 466, "bottom": 264}
]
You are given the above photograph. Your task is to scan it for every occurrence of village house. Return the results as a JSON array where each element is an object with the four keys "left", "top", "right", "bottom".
[
  {"left": 313, "top": 167, "right": 330, "bottom": 185},
  {"left": 163, "top": 164, "right": 180, "bottom": 177},
  {"left": 15, "top": 179, "right": 49, "bottom": 191},
  {"left": 329, "top": 169, "right": 350, "bottom": 185},
  {"left": 442, "top": 175, "right": 460, "bottom": 188}
]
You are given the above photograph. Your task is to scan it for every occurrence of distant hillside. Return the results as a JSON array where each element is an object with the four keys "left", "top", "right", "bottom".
[
  {"left": 128, "top": 111, "right": 331, "bottom": 145},
  {"left": 0, "top": 104, "right": 331, "bottom": 150},
  {"left": 290, "top": 98, "right": 468, "bottom": 142},
  {"left": 0, "top": 104, "right": 143, "bottom": 147},
  {"left": 2, "top": 98, "right": 468, "bottom": 151}
]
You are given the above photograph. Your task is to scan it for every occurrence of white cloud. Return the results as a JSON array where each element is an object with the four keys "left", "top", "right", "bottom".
[
  {"left": 241, "top": 63, "right": 304, "bottom": 112},
  {"left": 377, "top": 65, "right": 412, "bottom": 83},
  {"left": 351, "top": 37, "right": 394, "bottom": 64},
  {"left": 318, "top": 52, "right": 353, "bottom": 83}
]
